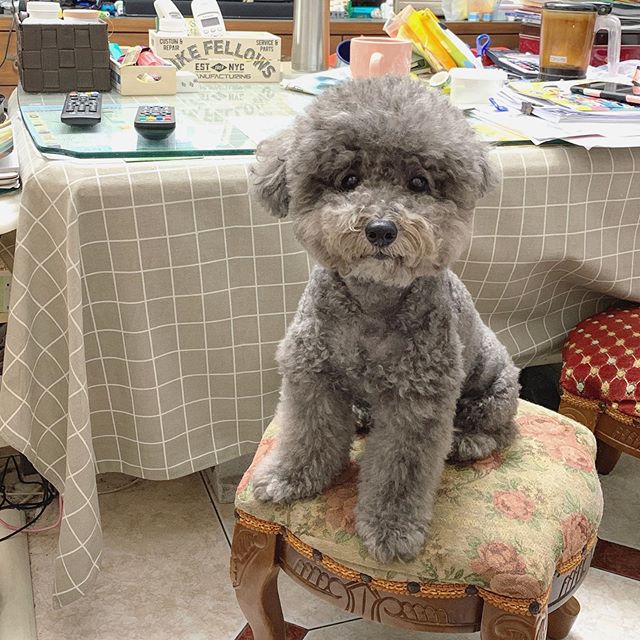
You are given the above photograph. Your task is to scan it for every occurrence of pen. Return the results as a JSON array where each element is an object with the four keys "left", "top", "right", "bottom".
[
  {"left": 633, "top": 65, "right": 640, "bottom": 87},
  {"left": 489, "top": 97, "right": 508, "bottom": 112}
]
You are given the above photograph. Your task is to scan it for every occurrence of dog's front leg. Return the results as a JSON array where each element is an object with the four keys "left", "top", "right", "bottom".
[
  {"left": 252, "top": 375, "right": 355, "bottom": 504},
  {"left": 356, "top": 382, "right": 461, "bottom": 563}
]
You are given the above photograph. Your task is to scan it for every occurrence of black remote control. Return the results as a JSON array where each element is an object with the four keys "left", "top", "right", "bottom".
[
  {"left": 61, "top": 92, "right": 102, "bottom": 126},
  {"left": 134, "top": 106, "right": 176, "bottom": 140}
]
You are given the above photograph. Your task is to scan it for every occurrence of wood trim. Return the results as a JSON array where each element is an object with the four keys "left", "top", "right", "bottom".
[
  {"left": 591, "top": 539, "right": 640, "bottom": 582},
  {"left": 0, "top": 16, "right": 521, "bottom": 36},
  {"left": 230, "top": 522, "right": 285, "bottom": 640},
  {"left": 280, "top": 540, "right": 483, "bottom": 633},
  {"left": 230, "top": 518, "right": 593, "bottom": 638}
]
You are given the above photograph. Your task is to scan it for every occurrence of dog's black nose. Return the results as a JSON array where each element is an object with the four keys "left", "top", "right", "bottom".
[{"left": 365, "top": 220, "right": 397, "bottom": 248}]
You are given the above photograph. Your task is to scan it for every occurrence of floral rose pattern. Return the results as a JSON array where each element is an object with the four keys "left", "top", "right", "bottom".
[
  {"left": 472, "top": 450, "right": 504, "bottom": 473},
  {"left": 235, "top": 435, "right": 276, "bottom": 495},
  {"left": 492, "top": 490, "right": 536, "bottom": 521},
  {"left": 470, "top": 542, "right": 527, "bottom": 576},
  {"left": 560, "top": 513, "right": 593, "bottom": 563},
  {"left": 323, "top": 464, "right": 359, "bottom": 534},
  {"left": 489, "top": 573, "right": 542, "bottom": 599},
  {"left": 236, "top": 401, "right": 603, "bottom": 602},
  {"left": 545, "top": 443, "right": 594, "bottom": 472}
]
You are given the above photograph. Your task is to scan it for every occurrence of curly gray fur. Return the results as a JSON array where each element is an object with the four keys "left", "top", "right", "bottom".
[{"left": 249, "top": 76, "right": 519, "bottom": 564}]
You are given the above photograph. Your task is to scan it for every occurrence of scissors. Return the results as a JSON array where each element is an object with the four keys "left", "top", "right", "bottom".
[{"left": 476, "top": 34, "right": 491, "bottom": 66}]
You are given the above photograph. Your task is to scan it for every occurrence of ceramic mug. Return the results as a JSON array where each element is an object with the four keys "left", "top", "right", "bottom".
[{"left": 349, "top": 37, "right": 412, "bottom": 78}]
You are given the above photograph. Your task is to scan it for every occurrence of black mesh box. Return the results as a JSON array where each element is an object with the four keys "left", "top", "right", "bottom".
[{"left": 17, "top": 22, "right": 111, "bottom": 93}]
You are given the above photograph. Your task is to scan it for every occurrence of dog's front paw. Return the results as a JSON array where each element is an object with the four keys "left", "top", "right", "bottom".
[
  {"left": 356, "top": 517, "right": 427, "bottom": 563},
  {"left": 448, "top": 433, "right": 498, "bottom": 463},
  {"left": 252, "top": 461, "right": 324, "bottom": 504}
]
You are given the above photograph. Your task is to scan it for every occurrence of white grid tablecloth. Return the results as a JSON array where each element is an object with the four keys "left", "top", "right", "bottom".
[{"left": 0, "top": 95, "right": 638, "bottom": 606}]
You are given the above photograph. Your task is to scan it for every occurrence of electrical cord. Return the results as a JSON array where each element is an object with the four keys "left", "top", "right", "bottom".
[
  {"left": 0, "top": 1, "right": 17, "bottom": 71},
  {"left": 0, "top": 454, "right": 60, "bottom": 542}
]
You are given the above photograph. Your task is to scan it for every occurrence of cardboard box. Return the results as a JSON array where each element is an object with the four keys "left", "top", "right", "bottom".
[
  {"left": 149, "top": 30, "right": 281, "bottom": 83},
  {"left": 110, "top": 48, "right": 177, "bottom": 95}
]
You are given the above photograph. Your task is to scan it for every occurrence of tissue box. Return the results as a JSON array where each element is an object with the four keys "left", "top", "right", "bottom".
[
  {"left": 17, "top": 22, "right": 111, "bottom": 93},
  {"left": 149, "top": 30, "right": 281, "bottom": 82},
  {"left": 110, "top": 48, "right": 177, "bottom": 95}
]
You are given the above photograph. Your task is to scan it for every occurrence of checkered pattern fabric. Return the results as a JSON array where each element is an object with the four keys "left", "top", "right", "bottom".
[
  {"left": 561, "top": 307, "right": 640, "bottom": 418},
  {"left": 1, "top": 94, "right": 639, "bottom": 607}
]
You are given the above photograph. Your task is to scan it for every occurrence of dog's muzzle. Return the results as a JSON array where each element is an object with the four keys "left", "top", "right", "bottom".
[{"left": 365, "top": 220, "right": 397, "bottom": 248}]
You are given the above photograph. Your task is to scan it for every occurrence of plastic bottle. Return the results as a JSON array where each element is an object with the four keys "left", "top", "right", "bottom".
[{"left": 442, "top": 0, "right": 468, "bottom": 22}]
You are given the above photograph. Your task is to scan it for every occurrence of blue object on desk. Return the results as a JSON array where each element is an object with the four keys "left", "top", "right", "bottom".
[
  {"left": 489, "top": 98, "right": 508, "bottom": 112},
  {"left": 476, "top": 34, "right": 491, "bottom": 59}
]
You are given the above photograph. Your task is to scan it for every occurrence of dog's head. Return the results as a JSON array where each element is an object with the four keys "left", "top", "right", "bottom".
[{"left": 251, "top": 76, "right": 496, "bottom": 287}]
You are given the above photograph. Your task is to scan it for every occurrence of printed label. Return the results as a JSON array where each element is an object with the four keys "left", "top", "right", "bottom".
[
  {"left": 149, "top": 32, "right": 281, "bottom": 82},
  {"left": 549, "top": 55, "right": 568, "bottom": 64}
]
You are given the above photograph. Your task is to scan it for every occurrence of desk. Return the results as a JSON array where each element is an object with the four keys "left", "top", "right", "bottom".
[{"left": 1, "top": 85, "right": 639, "bottom": 606}]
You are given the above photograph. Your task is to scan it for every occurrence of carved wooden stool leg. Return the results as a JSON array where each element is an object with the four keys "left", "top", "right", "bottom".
[
  {"left": 595, "top": 441, "right": 622, "bottom": 475},
  {"left": 480, "top": 602, "right": 548, "bottom": 640},
  {"left": 547, "top": 597, "right": 580, "bottom": 640},
  {"left": 230, "top": 522, "right": 285, "bottom": 640}
]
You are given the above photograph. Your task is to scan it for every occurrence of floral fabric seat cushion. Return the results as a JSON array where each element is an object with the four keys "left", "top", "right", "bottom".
[
  {"left": 236, "top": 400, "right": 603, "bottom": 602},
  {"left": 561, "top": 307, "right": 640, "bottom": 419}
]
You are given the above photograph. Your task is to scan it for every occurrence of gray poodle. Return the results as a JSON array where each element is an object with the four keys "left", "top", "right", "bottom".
[{"left": 249, "top": 76, "right": 519, "bottom": 563}]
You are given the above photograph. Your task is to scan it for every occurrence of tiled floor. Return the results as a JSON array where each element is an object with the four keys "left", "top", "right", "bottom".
[
  {"left": 597, "top": 454, "right": 640, "bottom": 549},
  {"left": 28, "top": 457, "right": 640, "bottom": 640}
]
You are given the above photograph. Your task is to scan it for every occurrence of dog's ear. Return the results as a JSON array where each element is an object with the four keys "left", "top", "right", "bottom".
[
  {"left": 250, "top": 130, "right": 293, "bottom": 218},
  {"left": 476, "top": 149, "right": 499, "bottom": 198}
]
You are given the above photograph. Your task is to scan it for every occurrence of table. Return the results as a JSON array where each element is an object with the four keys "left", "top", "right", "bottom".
[{"left": 1, "top": 84, "right": 639, "bottom": 607}]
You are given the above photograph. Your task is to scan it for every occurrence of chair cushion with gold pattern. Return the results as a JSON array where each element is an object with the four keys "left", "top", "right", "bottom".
[
  {"left": 561, "top": 307, "right": 640, "bottom": 419},
  {"left": 236, "top": 400, "right": 602, "bottom": 603}
]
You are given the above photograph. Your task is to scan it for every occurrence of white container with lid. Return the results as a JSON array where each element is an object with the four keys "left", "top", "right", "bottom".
[
  {"left": 157, "top": 16, "right": 188, "bottom": 36},
  {"left": 62, "top": 9, "right": 101, "bottom": 23},
  {"left": 24, "top": 1, "right": 62, "bottom": 23}
]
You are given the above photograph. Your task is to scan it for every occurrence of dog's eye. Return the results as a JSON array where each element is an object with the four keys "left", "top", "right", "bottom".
[
  {"left": 341, "top": 174, "right": 360, "bottom": 191},
  {"left": 408, "top": 176, "right": 429, "bottom": 193}
]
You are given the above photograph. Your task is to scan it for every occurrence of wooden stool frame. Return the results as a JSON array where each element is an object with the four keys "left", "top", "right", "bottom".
[
  {"left": 230, "top": 510, "right": 594, "bottom": 640},
  {"left": 559, "top": 390, "right": 640, "bottom": 474}
]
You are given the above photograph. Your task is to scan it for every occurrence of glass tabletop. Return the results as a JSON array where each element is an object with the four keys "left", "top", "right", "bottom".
[{"left": 17, "top": 83, "right": 314, "bottom": 160}]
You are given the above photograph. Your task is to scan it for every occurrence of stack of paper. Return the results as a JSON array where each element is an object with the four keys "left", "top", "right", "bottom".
[
  {"left": 504, "top": 81, "right": 640, "bottom": 122},
  {"left": 281, "top": 67, "right": 351, "bottom": 96},
  {"left": 504, "top": 0, "right": 544, "bottom": 24},
  {"left": 471, "top": 81, "right": 640, "bottom": 148},
  {"left": 0, "top": 119, "right": 19, "bottom": 195},
  {"left": 610, "top": 1, "right": 640, "bottom": 28},
  {"left": 0, "top": 150, "right": 20, "bottom": 194},
  {"left": 0, "top": 118, "right": 13, "bottom": 158}
]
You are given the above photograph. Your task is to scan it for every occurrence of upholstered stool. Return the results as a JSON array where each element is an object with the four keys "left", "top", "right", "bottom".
[
  {"left": 560, "top": 307, "right": 640, "bottom": 474},
  {"left": 230, "top": 400, "right": 602, "bottom": 640}
]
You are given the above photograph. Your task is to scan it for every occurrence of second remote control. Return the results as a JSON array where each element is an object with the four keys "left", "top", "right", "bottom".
[
  {"left": 61, "top": 92, "right": 102, "bottom": 126},
  {"left": 134, "top": 106, "right": 176, "bottom": 140}
]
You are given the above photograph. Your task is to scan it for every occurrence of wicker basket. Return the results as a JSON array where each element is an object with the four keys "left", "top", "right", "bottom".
[{"left": 17, "top": 21, "right": 111, "bottom": 93}]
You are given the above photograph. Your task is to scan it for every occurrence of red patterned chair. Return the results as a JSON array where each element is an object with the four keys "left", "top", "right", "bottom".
[
  {"left": 560, "top": 307, "right": 640, "bottom": 474},
  {"left": 230, "top": 400, "right": 603, "bottom": 640}
]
